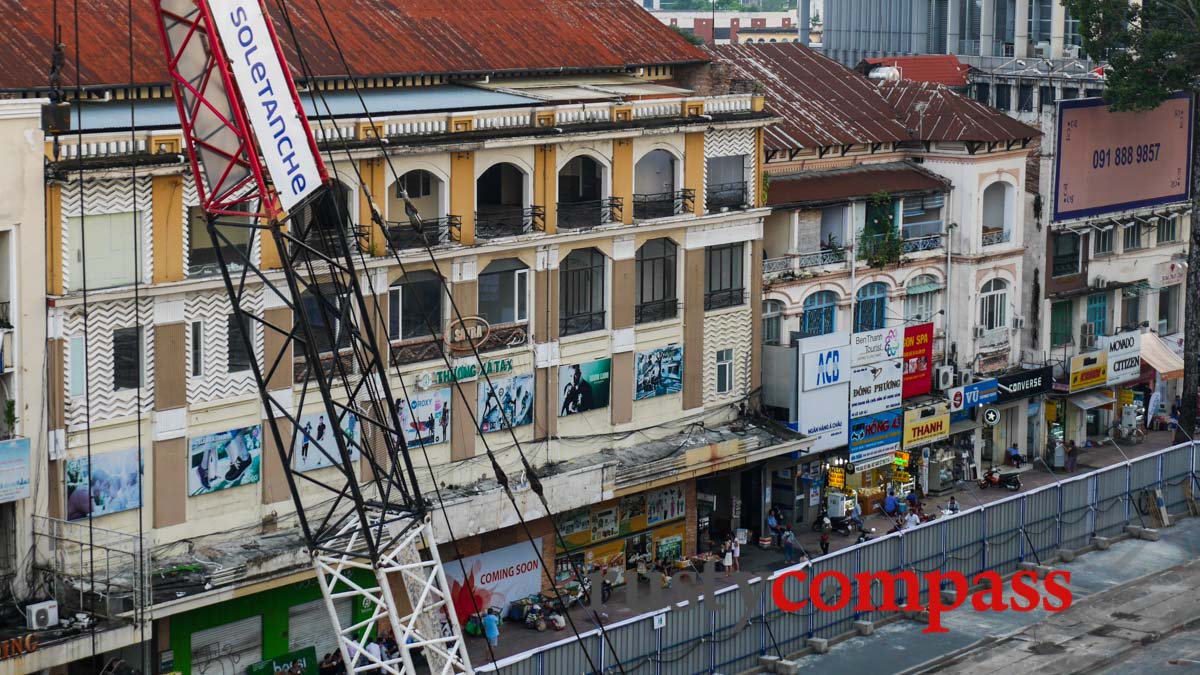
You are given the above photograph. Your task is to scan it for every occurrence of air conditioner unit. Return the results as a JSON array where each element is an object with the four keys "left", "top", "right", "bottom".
[
  {"left": 1080, "top": 323, "right": 1097, "bottom": 349},
  {"left": 935, "top": 366, "right": 955, "bottom": 391},
  {"left": 1064, "top": 45, "right": 1081, "bottom": 59},
  {"left": 959, "top": 369, "right": 976, "bottom": 386},
  {"left": 1012, "top": 315, "right": 1025, "bottom": 330},
  {"left": 26, "top": 600, "right": 58, "bottom": 630},
  {"left": 1035, "top": 42, "right": 1050, "bottom": 57},
  {"left": 974, "top": 326, "right": 987, "bottom": 338},
  {"left": 1093, "top": 275, "right": 1108, "bottom": 289}
]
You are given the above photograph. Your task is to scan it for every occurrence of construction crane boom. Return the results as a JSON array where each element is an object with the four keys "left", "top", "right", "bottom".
[{"left": 152, "top": 1, "right": 472, "bottom": 672}]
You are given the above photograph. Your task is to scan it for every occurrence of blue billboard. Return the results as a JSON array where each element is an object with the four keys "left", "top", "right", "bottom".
[{"left": 848, "top": 409, "right": 903, "bottom": 463}]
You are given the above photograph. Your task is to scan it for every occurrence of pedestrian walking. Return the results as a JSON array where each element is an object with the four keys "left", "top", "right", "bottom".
[
  {"left": 482, "top": 608, "right": 501, "bottom": 648},
  {"left": 1065, "top": 440, "right": 1079, "bottom": 472},
  {"left": 819, "top": 521, "right": 830, "bottom": 556},
  {"left": 849, "top": 497, "right": 864, "bottom": 532},
  {"left": 781, "top": 526, "right": 798, "bottom": 564},
  {"left": 722, "top": 537, "right": 734, "bottom": 577},
  {"left": 731, "top": 535, "right": 741, "bottom": 572}
]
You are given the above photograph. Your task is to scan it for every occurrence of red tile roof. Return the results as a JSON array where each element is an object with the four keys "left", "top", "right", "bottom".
[
  {"left": 0, "top": 0, "right": 709, "bottom": 91},
  {"left": 877, "top": 80, "right": 1040, "bottom": 144},
  {"left": 767, "top": 162, "right": 950, "bottom": 207},
  {"left": 858, "top": 55, "right": 972, "bottom": 88},
  {"left": 709, "top": 43, "right": 1038, "bottom": 151},
  {"left": 707, "top": 43, "right": 910, "bottom": 151}
]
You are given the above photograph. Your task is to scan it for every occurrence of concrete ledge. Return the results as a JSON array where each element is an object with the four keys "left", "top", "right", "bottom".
[
  {"left": 758, "top": 655, "right": 781, "bottom": 673},
  {"left": 776, "top": 660, "right": 800, "bottom": 675},
  {"left": 807, "top": 637, "right": 830, "bottom": 654},
  {"left": 1057, "top": 548, "right": 1076, "bottom": 562},
  {"left": 1124, "top": 525, "right": 1161, "bottom": 541},
  {"left": 1092, "top": 536, "right": 1112, "bottom": 550},
  {"left": 854, "top": 620, "right": 875, "bottom": 636}
]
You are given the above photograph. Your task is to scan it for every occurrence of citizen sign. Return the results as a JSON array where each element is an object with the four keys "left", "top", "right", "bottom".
[{"left": 1101, "top": 331, "right": 1141, "bottom": 386}]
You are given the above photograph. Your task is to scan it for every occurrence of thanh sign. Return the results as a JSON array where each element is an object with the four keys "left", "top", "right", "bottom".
[
  {"left": 1069, "top": 351, "right": 1109, "bottom": 392},
  {"left": 1100, "top": 330, "right": 1141, "bottom": 386},
  {"left": 211, "top": 0, "right": 322, "bottom": 211},
  {"left": 903, "top": 402, "right": 950, "bottom": 448}
]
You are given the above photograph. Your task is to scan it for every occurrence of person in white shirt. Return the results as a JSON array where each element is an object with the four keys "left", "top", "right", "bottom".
[
  {"left": 904, "top": 511, "right": 921, "bottom": 530},
  {"left": 731, "top": 536, "right": 741, "bottom": 572}
]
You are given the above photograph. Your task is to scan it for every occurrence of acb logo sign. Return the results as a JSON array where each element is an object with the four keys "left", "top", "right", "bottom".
[{"left": 815, "top": 349, "right": 841, "bottom": 386}]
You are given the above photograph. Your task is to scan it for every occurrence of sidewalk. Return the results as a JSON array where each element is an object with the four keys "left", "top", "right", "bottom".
[{"left": 465, "top": 430, "right": 1184, "bottom": 669}]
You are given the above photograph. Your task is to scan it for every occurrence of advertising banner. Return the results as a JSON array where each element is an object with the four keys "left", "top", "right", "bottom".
[
  {"left": 996, "top": 366, "right": 1053, "bottom": 403},
  {"left": 478, "top": 373, "right": 535, "bottom": 432},
  {"left": 635, "top": 346, "right": 683, "bottom": 400},
  {"left": 1054, "top": 92, "right": 1194, "bottom": 222},
  {"left": 292, "top": 411, "right": 361, "bottom": 473},
  {"left": 647, "top": 485, "right": 686, "bottom": 525},
  {"left": 66, "top": 448, "right": 142, "bottom": 521},
  {"left": 796, "top": 333, "right": 850, "bottom": 451},
  {"left": 850, "top": 359, "right": 904, "bottom": 418},
  {"left": 0, "top": 438, "right": 30, "bottom": 504},
  {"left": 903, "top": 403, "right": 950, "bottom": 448},
  {"left": 851, "top": 326, "right": 903, "bottom": 367},
  {"left": 802, "top": 344, "right": 850, "bottom": 391},
  {"left": 849, "top": 409, "right": 903, "bottom": 463},
  {"left": 188, "top": 425, "right": 263, "bottom": 497},
  {"left": 444, "top": 539, "right": 545, "bottom": 625},
  {"left": 211, "top": 0, "right": 322, "bottom": 210},
  {"left": 559, "top": 358, "right": 612, "bottom": 416},
  {"left": 902, "top": 323, "right": 934, "bottom": 397},
  {"left": 396, "top": 389, "right": 451, "bottom": 446},
  {"left": 1069, "top": 351, "right": 1109, "bottom": 392},
  {"left": 247, "top": 648, "right": 317, "bottom": 675},
  {"left": 1100, "top": 330, "right": 1142, "bottom": 386}
]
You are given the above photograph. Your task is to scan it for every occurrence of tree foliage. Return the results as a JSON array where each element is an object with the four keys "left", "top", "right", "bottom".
[{"left": 1063, "top": 0, "right": 1200, "bottom": 109}]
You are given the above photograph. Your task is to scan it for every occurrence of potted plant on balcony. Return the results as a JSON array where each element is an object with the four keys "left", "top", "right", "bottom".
[
  {"left": 858, "top": 191, "right": 904, "bottom": 268},
  {"left": 2, "top": 400, "right": 16, "bottom": 440}
]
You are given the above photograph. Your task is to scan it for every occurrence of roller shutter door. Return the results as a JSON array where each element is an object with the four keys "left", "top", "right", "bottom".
[
  {"left": 191, "top": 615, "right": 262, "bottom": 674},
  {"left": 288, "top": 597, "right": 353, "bottom": 661}
]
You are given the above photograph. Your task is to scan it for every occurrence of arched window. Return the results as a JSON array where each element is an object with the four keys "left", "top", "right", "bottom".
[
  {"left": 636, "top": 238, "right": 678, "bottom": 323},
  {"left": 979, "top": 279, "right": 1009, "bottom": 331},
  {"left": 905, "top": 274, "right": 940, "bottom": 322},
  {"left": 389, "top": 270, "right": 442, "bottom": 341},
  {"left": 982, "top": 182, "right": 1013, "bottom": 245},
  {"left": 855, "top": 283, "right": 888, "bottom": 333},
  {"left": 802, "top": 291, "right": 837, "bottom": 337},
  {"left": 560, "top": 248, "right": 607, "bottom": 336},
  {"left": 763, "top": 300, "right": 785, "bottom": 345}
]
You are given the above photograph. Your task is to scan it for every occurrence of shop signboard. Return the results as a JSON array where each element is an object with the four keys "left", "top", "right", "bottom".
[
  {"left": 850, "top": 359, "right": 904, "bottom": 418},
  {"left": 0, "top": 438, "right": 31, "bottom": 504},
  {"left": 851, "top": 326, "right": 903, "bottom": 367},
  {"left": 903, "top": 402, "right": 950, "bottom": 448},
  {"left": 848, "top": 409, "right": 903, "bottom": 463},
  {"left": 796, "top": 333, "right": 850, "bottom": 451},
  {"left": 995, "top": 366, "right": 1053, "bottom": 403},
  {"left": 247, "top": 647, "right": 318, "bottom": 675},
  {"left": 894, "top": 469, "right": 912, "bottom": 483},
  {"left": 902, "top": 323, "right": 934, "bottom": 398},
  {"left": 444, "top": 538, "right": 545, "bottom": 626},
  {"left": 894, "top": 451, "right": 910, "bottom": 467},
  {"left": 856, "top": 454, "right": 894, "bottom": 472},
  {"left": 828, "top": 467, "right": 845, "bottom": 488},
  {"left": 1069, "top": 351, "right": 1109, "bottom": 392},
  {"left": 947, "top": 379, "right": 998, "bottom": 413},
  {"left": 1100, "top": 330, "right": 1141, "bottom": 386}
]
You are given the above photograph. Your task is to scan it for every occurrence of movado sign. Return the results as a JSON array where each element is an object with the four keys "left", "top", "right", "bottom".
[{"left": 1100, "top": 330, "right": 1141, "bottom": 386}]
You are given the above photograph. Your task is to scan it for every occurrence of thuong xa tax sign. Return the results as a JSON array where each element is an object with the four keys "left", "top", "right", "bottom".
[{"left": 903, "top": 403, "right": 950, "bottom": 448}]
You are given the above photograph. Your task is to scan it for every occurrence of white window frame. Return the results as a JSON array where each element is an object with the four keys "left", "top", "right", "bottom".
[
  {"left": 716, "top": 348, "right": 734, "bottom": 395},
  {"left": 1122, "top": 222, "right": 1142, "bottom": 251},
  {"left": 191, "top": 320, "right": 205, "bottom": 378},
  {"left": 1093, "top": 226, "right": 1114, "bottom": 255},
  {"left": 514, "top": 268, "right": 530, "bottom": 323},
  {"left": 979, "top": 279, "right": 1008, "bottom": 331}
]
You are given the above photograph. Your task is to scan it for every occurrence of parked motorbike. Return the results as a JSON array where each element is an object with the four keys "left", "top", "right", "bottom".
[
  {"left": 811, "top": 506, "right": 854, "bottom": 536},
  {"left": 978, "top": 466, "right": 1022, "bottom": 491}
]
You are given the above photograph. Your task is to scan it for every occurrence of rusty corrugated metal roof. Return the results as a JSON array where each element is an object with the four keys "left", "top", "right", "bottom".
[
  {"left": 767, "top": 161, "right": 950, "bottom": 207},
  {"left": 858, "top": 55, "right": 972, "bottom": 88},
  {"left": 877, "top": 80, "right": 1040, "bottom": 144},
  {"left": 1, "top": 0, "right": 709, "bottom": 91},
  {"left": 707, "top": 42, "right": 911, "bottom": 151}
]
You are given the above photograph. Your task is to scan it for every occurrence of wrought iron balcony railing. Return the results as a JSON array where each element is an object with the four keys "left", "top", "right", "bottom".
[
  {"left": 901, "top": 234, "right": 944, "bottom": 253},
  {"left": 634, "top": 299, "right": 679, "bottom": 324},
  {"left": 632, "top": 189, "right": 695, "bottom": 220},
  {"left": 981, "top": 228, "right": 1011, "bottom": 246},
  {"left": 704, "top": 288, "right": 747, "bottom": 311},
  {"left": 556, "top": 198, "right": 623, "bottom": 231},
  {"left": 560, "top": 311, "right": 606, "bottom": 337},
  {"left": 473, "top": 206, "right": 545, "bottom": 240},
  {"left": 386, "top": 216, "right": 457, "bottom": 251},
  {"left": 705, "top": 181, "right": 749, "bottom": 212}
]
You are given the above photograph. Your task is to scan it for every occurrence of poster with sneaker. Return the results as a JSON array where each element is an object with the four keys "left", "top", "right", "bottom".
[
  {"left": 187, "top": 425, "right": 262, "bottom": 497},
  {"left": 291, "top": 411, "right": 361, "bottom": 473}
]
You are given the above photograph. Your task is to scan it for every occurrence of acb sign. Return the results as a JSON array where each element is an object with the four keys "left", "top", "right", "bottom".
[{"left": 803, "top": 345, "right": 849, "bottom": 390}]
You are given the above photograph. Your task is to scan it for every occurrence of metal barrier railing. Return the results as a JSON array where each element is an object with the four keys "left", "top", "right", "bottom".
[{"left": 478, "top": 441, "right": 1199, "bottom": 674}]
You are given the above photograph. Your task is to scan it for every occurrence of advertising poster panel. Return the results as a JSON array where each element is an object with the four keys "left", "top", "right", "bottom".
[
  {"left": 444, "top": 539, "right": 545, "bottom": 625},
  {"left": 635, "top": 346, "right": 683, "bottom": 400},
  {"left": 558, "top": 359, "right": 612, "bottom": 416},
  {"left": 902, "top": 323, "right": 934, "bottom": 397},
  {"left": 0, "top": 438, "right": 30, "bottom": 504},
  {"left": 478, "top": 373, "right": 535, "bottom": 432},
  {"left": 188, "top": 425, "right": 263, "bottom": 496},
  {"left": 66, "top": 448, "right": 142, "bottom": 521},
  {"left": 292, "top": 411, "right": 361, "bottom": 472},
  {"left": 396, "top": 389, "right": 451, "bottom": 446}
]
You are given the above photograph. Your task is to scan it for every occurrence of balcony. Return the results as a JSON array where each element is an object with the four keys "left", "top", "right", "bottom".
[
  {"left": 981, "top": 228, "right": 1011, "bottom": 247},
  {"left": 977, "top": 327, "right": 1010, "bottom": 349},
  {"left": 560, "top": 311, "right": 606, "bottom": 337},
  {"left": 390, "top": 338, "right": 445, "bottom": 366},
  {"left": 477, "top": 322, "right": 530, "bottom": 353},
  {"left": 635, "top": 299, "right": 679, "bottom": 324},
  {"left": 473, "top": 206, "right": 545, "bottom": 240},
  {"left": 705, "top": 182, "right": 750, "bottom": 212},
  {"left": 704, "top": 288, "right": 747, "bottom": 311},
  {"left": 901, "top": 234, "right": 944, "bottom": 253},
  {"left": 386, "top": 216, "right": 458, "bottom": 252},
  {"left": 632, "top": 189, "right": 695, "bottom": 220},
  {"left": 556, "top": 198, "right": 623, "bottom": 231},
  {"left": 762, "top": 249, "right": 847, "bottom": 279},
  {"left": 1052, "top": 257, "right": 1080, "bottom": 277}
]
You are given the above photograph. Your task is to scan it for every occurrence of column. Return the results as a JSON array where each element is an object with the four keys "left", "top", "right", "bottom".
[
  {"left": 1050, "top": 0, "right": 1066, "bottom": 59},
  {"left": 612, "top": 139, "right": 634, "bottom": 225},
  {"left": 152, "top": 175, "right": 185, "bottom": 283},
  {"left": 1014, "top": 0, "right": 1030, "bottom": 57},
  {"left": 534, "top": 247, "right": 560, "bottom": 437},
  {"left": 947, "top": 0, "right": 961, "bottom": 54},
  {"left": 46, "top": 333, "right": 65, "bottom": 520},
  {"left": 449, "top": 258, "right": 478, "bottom": 462},
  {"left": 260, "top": 300, "right": 295, "bottom": 505},
  {"left": 980, "top": 0, "right": 996, "bottom": 57},
  {"left": 682, "top": 248, "right": 705, "bottom": 410},
  {"left": 359, "top": 158, "right": 388, "bottom": 256},
  {"left": 611, "top": 237, "right": 635, "bottom": 426},
  {"left": 684, "top": 132, "right": 706, "bottom": 216},
  {"left": 46, "top": 184, "right": 63, "bottom": 295},
  {"left": 152, "top": 298, "right": 188, "bottom": 527},
  {"left": 535, "top": 144, "right": 558, "bottom": 234},
  {"left": 750, "top": 240, "right": 763, "bottom": 395},
  {"left": 450, "top": 151, "right": 475, "bottom": 245}
]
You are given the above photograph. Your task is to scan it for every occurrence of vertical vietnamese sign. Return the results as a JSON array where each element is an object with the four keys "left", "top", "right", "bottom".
[
  {"left": 210, "top": 0, "right": 322, "bottom": 211},
  {"left": 902, "top": 323, "right": 934, "bottom": 398}
]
